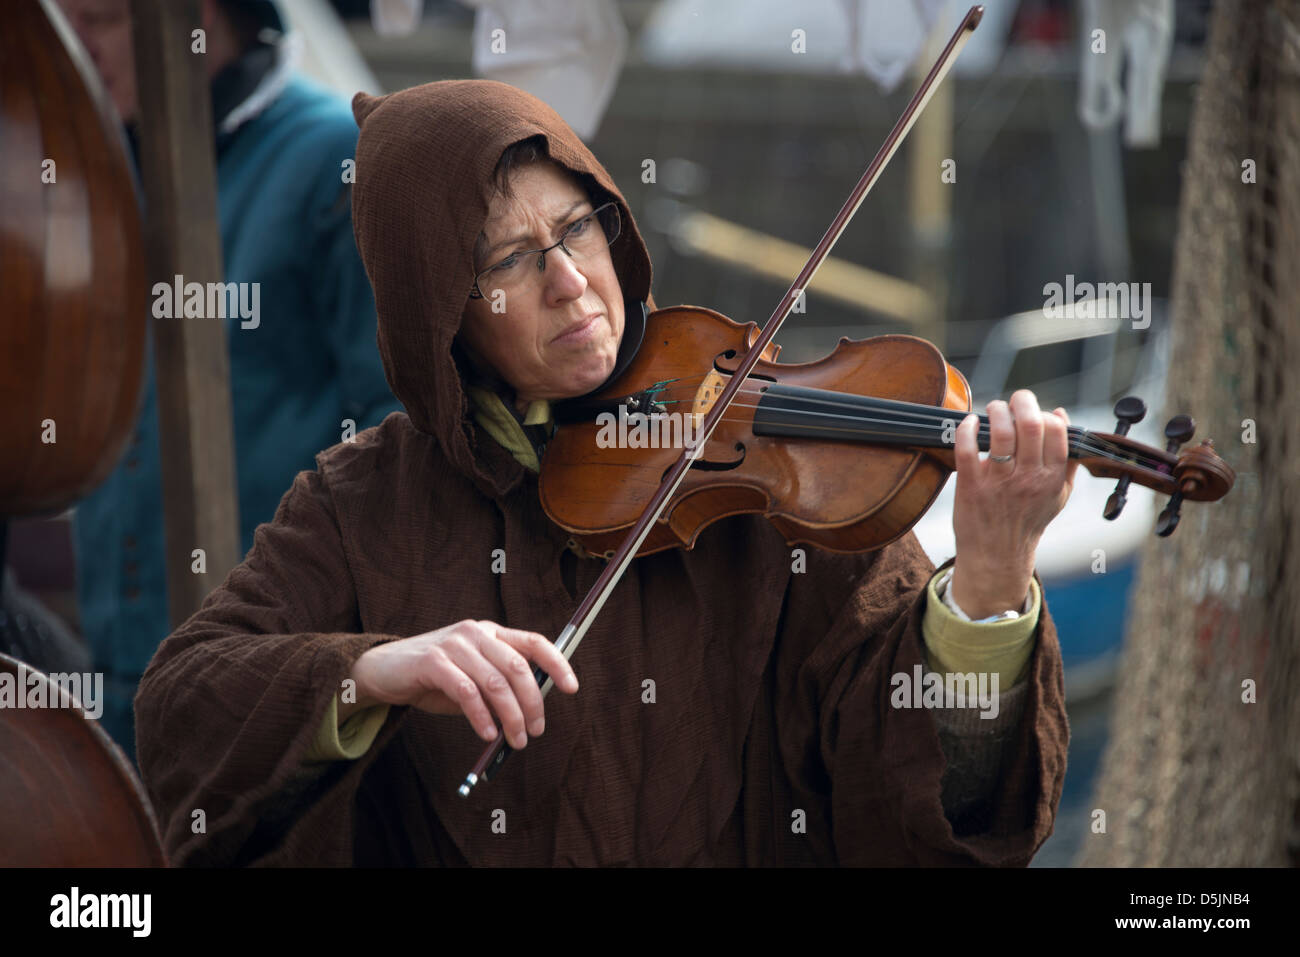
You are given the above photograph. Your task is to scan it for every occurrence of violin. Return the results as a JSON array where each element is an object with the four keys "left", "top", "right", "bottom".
[
  {"left": 539, "top": 305, "right": 1235, "bottom": 559},
  {"left": 458, "top": 4, "right": 1234, "bottom": 795}
]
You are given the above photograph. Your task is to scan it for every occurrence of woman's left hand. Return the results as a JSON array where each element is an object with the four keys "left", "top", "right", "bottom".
[{"left": 949, "top": 389, "right": 1079, "bottom": 620}]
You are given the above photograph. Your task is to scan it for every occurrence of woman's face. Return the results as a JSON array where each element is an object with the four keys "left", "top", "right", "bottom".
[{"left": 459, "top": 162, "right": 625, "bottom": 408}]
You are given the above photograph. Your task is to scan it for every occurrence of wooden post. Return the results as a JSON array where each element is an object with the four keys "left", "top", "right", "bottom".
[
  {"left": 129, "top": 0, "right": 240, "bottom": 628},
  {"left": 906, "top": 13, "right": 954, "bottom": 352}
]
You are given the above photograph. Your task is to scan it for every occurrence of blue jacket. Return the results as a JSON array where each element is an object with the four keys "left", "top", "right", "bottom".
[{"left": 73, "top": 74, "right": 400, "bottom": 762}]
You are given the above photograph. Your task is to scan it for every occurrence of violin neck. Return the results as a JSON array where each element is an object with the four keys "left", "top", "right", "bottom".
[{"left": 751, "top": 382, "right": 1094, "bottom": 457}]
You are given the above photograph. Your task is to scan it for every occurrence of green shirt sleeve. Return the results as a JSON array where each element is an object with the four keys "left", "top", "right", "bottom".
[
  {"left": 304, "top": 694, "right": 392, "bottom": 764},
  {"left": 921, "top": 569, "right": 1041, "bottom": 689}
]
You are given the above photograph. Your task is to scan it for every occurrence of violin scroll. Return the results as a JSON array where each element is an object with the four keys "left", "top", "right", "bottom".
[{"left": 1089, "top": 395, "right": 1235, "bottom": 537}]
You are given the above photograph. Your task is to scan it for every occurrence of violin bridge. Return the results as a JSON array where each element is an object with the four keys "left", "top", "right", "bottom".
[{"left": 691, "top": 370, "right": 727, "bottom": 432}]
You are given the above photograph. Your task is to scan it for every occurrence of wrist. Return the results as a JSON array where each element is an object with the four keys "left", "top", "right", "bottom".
[
  {"left": 949, "top": 561, "right": 1032, "bottom": 620},
  {"left": 337, "top": 657, "right": 379, "bottom": 723}
]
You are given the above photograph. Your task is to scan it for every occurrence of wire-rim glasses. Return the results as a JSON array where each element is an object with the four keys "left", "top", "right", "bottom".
[{"left": 468, "top": 201, "right": 622, "bottom": 300}]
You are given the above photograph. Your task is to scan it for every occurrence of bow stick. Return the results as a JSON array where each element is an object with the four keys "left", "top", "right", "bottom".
[{"left": 459, "top": 4, "right": 987, "bottom": 796}]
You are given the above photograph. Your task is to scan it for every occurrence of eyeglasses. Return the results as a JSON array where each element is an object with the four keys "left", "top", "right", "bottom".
[{"left": 469, "top": 201, "right": 621, "bottom": 300}]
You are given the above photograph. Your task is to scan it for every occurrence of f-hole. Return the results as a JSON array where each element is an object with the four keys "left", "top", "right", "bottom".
[
  {"left": 662, "top": 441, "right": 747, "bottom": 482},
  {"left": 714, "top": 350, "right": 776, "bottom": 382}
]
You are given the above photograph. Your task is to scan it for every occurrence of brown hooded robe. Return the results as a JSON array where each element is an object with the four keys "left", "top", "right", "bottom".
[{"left": 134, "top": 80, "right": 1069, "bottom": 866}]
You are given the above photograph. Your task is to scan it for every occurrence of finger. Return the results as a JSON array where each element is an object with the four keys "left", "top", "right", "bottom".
[
  {"left": 1054, "top": 407, "right": 1081, "bottom": 490},
  {"left": 954, "top": 413, "right": 981, "bottom": 475},
  {"left": 985, "top": 399, "right": 1015, "bottom": 469},
  {"left": 420, "top": 648, "right": 499, "bottom": 742},
  {"left": 1043, "top": 405, "right": 1069, "bottom": 472},
  {"left": 491, "top": 624, "right": 580, "bottom": 694},
  {"left": 444, "top": 635, "right": 531, "bottom": 749},
  {"left": 476, "top": 633, "right": 549, "bottom": 739},
  {"left": 1009, "top": 390, "right": 1044, "bottom": 470}
]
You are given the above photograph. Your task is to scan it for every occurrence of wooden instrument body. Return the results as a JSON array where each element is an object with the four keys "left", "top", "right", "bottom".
[
  {"left": 541, "top": 306, "right": 972, "bottom": 557},
  {"left": 0, "top": 0, "right": 159, "bottom": 868},
  {"left": 1, "top": 0, "right": 148, "bottom": 517},
  {"left": 0, "top": 653, "right": 165, "bottom": 866}
]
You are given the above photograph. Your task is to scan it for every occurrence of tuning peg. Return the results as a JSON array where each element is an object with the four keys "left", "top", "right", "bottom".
[
  {"left": 1156, "top": 491, "right": 1183, "bottom": 536},
  {"left": 1152, "top": 415, "right": 1196, "bottom": 536},
  {"left": 1112, "top": 396, "right": 1147, "bottom": 436},
  {"left": 1103, "top": 483, "right": 1129, "bottom": 521},
  {"left": 1164, "top": 413, "right": 1195, "bottom": 452},
  {"left": 1102, "top": 397, "right": 1147, "bottom": 520}
]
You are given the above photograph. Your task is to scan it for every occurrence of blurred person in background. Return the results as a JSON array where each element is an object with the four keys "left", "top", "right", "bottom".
[{"left": 56, "top": 0, "right": 401, "bottom": 763}]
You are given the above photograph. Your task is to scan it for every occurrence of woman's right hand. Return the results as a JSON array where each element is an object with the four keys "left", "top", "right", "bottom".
[{"left": 342, "top": 620, "right": 579, "bottom": 749}]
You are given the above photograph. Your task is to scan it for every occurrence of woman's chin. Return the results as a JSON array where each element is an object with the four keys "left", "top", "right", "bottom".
[
  {"left": 567, "top": 365, "right": 613, "bottom": 396},
  {"left": 563, "top": 345, "right": 619, "bottom": 395}
]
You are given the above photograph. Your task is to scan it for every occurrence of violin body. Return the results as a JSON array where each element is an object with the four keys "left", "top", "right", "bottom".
[{"left": 541, "top": 305, "right": 974, "bottom": 557}]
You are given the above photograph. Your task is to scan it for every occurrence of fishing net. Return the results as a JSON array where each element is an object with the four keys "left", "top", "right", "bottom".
[{"left": 1079, "top": 0, "right": 1300, "bottom": 866}]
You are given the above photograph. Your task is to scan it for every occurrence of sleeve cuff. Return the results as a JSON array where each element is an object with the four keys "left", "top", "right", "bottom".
[
  {"left": 936, "top": 567, "right": 1034, "bottom": 620},
  {"left": 304, "top": 693, "right": 392, "bottom": 764},
  {"left": 921, "top": 568, "right": 1040, "bottom": 689}
]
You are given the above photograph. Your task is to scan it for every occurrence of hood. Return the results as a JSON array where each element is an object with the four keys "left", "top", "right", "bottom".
[{"left": 350, "top": 80, "right": 654, "bottom": 497}]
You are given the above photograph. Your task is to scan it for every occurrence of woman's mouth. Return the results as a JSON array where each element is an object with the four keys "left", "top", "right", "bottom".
[{"left": 551, "top": 313, "right": 602, "bottom": 346}]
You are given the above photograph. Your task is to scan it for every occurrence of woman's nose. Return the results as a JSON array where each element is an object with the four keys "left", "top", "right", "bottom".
[{"left": 541, "top": 246, "right": 588, "bottom": 300}]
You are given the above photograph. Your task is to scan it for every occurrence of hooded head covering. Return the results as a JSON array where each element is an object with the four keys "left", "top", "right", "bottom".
[{"left": 350, "top": 80, "right": 654, "bottom": 496}]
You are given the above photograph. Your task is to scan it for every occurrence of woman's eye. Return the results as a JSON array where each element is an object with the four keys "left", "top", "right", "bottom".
[
  {"left": 494, "top": 254, "right": 520, "bottom": 270},
  {"left": 567, "top": 217, "right": 592, "bottom": 237}
]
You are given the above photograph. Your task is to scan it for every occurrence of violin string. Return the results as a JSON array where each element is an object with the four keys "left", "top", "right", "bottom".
[
  {"left": 585, "top": 390, "right": 1144, "bottom": 462},
  {"left": 649, "top": 377, "right": 1164, "bottom": 470},
  {"left": 627, "top": 383, "right": 1164, "bottom": 471},
  {"left": 583, "top": 400, "right": 1161, "bottom": 473},
  {"left": 647, "top": 378, "right": 1107, "bottom": 446},
  {"left": 642, "top": 395, "right": 1137, "bottom": 465},
  {"left": 645, "top": 376, "right": 1066, "bottom": 434},
  {"left": 652, "top": 380, "right": 1048, "bottom": 427},
  {"left": 619, "top": 366, "right": 1162, "bottom": 468}
]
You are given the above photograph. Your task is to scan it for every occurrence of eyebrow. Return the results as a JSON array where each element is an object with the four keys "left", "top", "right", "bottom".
[{"left": 481, "top": 199, "right": 590, "bottom": 259}]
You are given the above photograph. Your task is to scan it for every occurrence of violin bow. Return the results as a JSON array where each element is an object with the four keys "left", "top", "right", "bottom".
[{"left": 458, "top": 5, "right": 988, "bottom": 796}]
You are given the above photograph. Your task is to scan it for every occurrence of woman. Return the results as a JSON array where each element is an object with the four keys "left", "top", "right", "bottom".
[{"left": 135, "top": 79, "right": 1071, "bottom": 866}]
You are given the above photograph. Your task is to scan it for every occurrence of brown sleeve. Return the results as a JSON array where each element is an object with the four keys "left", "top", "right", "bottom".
[
  {"left": 774, "top": 533, "right": 1069, "bottom": 866},
  {"left": 134, "top": 467, "right": 410, "bottom": 866}
]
